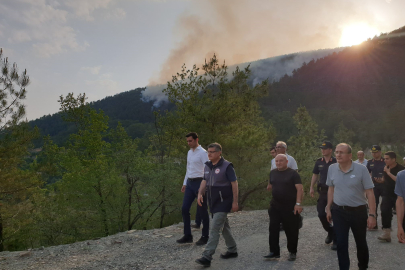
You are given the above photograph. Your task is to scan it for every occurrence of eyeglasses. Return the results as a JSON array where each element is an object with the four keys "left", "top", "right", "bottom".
[
  {"left": 208, "top": 151, "right": 218, "bottom": 154},
  {"left": 334, "top": 151, "right": 350, "bottom": 155}
]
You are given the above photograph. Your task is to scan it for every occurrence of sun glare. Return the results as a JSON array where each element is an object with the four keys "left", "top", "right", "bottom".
[{"left": 339, "top": 23, "right": 380, "bottom": 47}]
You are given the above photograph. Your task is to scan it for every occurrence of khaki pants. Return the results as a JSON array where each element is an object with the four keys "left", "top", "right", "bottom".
[{"left": 202, "top": 212, "right": 237, "bottom": 261}]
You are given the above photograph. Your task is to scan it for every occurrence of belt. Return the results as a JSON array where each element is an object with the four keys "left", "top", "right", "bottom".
[
  {"left": 332, "top": 203, "right": 366, "bottom": 211},
  {"left": 188, "top": 177, "right": 203, "bottom": 181}
]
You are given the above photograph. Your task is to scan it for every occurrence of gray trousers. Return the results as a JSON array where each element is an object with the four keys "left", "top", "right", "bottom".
[{"left": 202, "top": 212, "right": 237, "bottom": 261}]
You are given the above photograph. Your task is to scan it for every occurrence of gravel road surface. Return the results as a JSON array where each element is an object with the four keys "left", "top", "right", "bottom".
[{"left": 1, "top": 206, "right": 404, "bottom": 270}]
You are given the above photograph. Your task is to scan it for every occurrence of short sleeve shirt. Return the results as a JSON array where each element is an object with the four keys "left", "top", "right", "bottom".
[
  {"left": 327, "top": 162, "right": 374, "bottom": 207},
  {"left": 270, "top": 168, "right": 302, "bottom": 206},
  {"left": 313, "top": 157, "right": 337, "bottom": 186},
  {"left": 367, "top": 158, "right": 385, "bottom": 184},
  {"left": 354, "top": 159, "right": 368, "bottom": 166},
  {"left": 394, "top": 170, "right": 405, "bottom": 198}
]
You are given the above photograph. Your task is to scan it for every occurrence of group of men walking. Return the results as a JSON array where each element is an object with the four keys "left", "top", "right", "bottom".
[{"left": 176, "top": 132, "right": 405, "bottom": 269}]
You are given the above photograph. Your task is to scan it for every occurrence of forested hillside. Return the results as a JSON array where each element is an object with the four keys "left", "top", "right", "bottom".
[{"left": 261, "top": 26, "right": 405, "bottom": 146}]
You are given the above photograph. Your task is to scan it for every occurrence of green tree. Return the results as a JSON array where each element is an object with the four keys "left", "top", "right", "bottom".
[{"left": 288, "top": 106, "right": 326, "bottom": 203}]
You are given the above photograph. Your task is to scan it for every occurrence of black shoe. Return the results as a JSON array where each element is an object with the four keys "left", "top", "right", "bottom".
[
  {"left": 288, "top": 253, "right": 296, "bottom": 261},
  {"left": 195, "top": 257, "right": 211, "bottom": 267},
  {"left": 191, "top": 223, "right": 201, "bottom": 229},
  {"left": 325, "top": 234, "right": 333, "bottom": 244},
  {"left": 220, "top": 251, "right": 238, "bottom": 259},
  {"left": 176, "top": 235, "right": 193, "bottom": 244},
  {"left": 263, "top": 252, "right": 280, "bottom": 259},
  {"left": 331, "top": 242, "right": 337, "bottom": 250},
  {"left": 195, "top": 236, "right": 209, "bottom": 246}
]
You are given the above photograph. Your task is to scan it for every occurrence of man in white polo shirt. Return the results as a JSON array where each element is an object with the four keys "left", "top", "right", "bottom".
[
  {"left": 271, "top": 141, "right": 298, "bottom": 171},
  {"left": 326, "top": 143, "right": 376, "bottom": 270},
  {"left": 177, "top": 132, "right": 210, "bottom": 246},
  {"left": 354, "top": 151, "right": 368, "bottom": 166}
]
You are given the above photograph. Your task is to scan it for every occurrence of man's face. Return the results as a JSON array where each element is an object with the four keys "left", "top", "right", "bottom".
[
  {"left": 276, "top": 144, "right": 286, "bottom": 154},
  {"left": 384, "top": 155, "right": 396, "bottom": 167},
  {"left": 270, "top": 149, "right": 277, "bottom": 158},
  {"left": 321, "top": 148, "right": 332, "bottom": 157},
  {"left": 275, "top": 155, "right": 288, "bottom": 170},
  {"left": 186, "top": 136, "right": 198, "bottom": 149},
  {"left": 335, "top": 145, "right": 352, "bottom": 164},
  {"left": 207, "top": 147, "right": 221, "bottom": 161},
  {"left": 357, "top": 151, "right": 365, "bottom": 160},
  {"left": 372, "top": 151, "right": 381, "bottom": 160}
]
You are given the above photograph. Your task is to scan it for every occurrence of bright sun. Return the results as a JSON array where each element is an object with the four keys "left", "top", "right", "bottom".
[{"left": 339, "top": 23, "right": 380, "bottom": 47}]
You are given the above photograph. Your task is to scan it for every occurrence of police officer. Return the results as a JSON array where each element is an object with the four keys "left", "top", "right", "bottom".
[
  {"left": 367, "top": 145, "right": 385, "bottom": 230},
  {"left": 310, "top": 141, "right": 337, "bottom": 250}
]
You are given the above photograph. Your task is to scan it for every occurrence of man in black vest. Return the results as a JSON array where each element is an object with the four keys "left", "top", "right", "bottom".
[
  {"left": 367, "top": 145, "right": 385, "bottom": 230},
  {"left": 195, "top": 143, "right": 239, "bottom": 267},
  {"left": 310, "top": 141, "right": 337, "bottom": 250},
  {"left": 264, "top": 154, "right": 303, "bottom": 261}
]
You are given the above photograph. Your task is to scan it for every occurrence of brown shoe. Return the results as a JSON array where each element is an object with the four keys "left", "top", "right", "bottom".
[{"left": 377, "top": 228, "right": 392, "bottom": 242}]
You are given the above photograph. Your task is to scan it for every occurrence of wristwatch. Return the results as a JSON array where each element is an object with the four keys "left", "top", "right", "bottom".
[
  {"left": 369, "top": 214, "right": 376, "bottom": 218},
  {"left": 296, "top": 203, "right": 301, "bottom": 206}
]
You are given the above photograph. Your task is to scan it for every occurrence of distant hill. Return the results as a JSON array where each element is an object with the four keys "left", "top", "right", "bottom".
[
  {"left": 29, "top": 26, "right": 405, "bottom": 148},
  {"left": 260, "top": 25, "right": 405, "bottom": 146}
]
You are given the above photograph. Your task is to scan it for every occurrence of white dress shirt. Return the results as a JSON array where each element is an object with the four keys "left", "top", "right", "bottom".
[
  {"left": 354, "top": 159, "right": 368, "bottom": 166},
  {"left": 271, "top": 153, "right": 298, "bottom": 170},
  {"left": 183, "top": 145, "right": 209, "bottom": 185}
]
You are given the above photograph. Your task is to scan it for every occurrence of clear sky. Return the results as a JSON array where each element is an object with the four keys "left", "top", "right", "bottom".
[{"left": 1, "top": 0, "right": 404, "bottom": 120}]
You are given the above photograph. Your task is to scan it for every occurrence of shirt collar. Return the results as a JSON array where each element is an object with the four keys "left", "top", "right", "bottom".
[{"left": 338, "top": 161, "right": 354, "bottom": 173}]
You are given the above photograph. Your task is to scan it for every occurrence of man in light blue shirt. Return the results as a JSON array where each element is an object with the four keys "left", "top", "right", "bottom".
[
  {"left": 354, "top": 150, "right": 368, "bottom": 166},
  {"left": 395, "top": 170, "right": 405, "bottom": 243}
]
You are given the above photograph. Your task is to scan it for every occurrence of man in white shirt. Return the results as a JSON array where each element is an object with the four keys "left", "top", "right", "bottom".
[
  {"left": 354, "top": 151, "right": 368, "bottom": 166},
  {"left": 271, "top": 141, "right": 298, "bottom": 171},
  {"left": 177, "top": 132, "right": 210, "bottom": 246}
]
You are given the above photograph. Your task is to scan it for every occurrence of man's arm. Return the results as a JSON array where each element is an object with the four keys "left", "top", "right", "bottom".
[
  {"left": 365, "top": 188, "right": 377, "bottom": 229},
  {"left": 197, "top": 180, "right": 207, "bottom": 206},
  {"left": 396, "top": 196, "right": 405, "bottom": 243},
  {"left": 310, "top": 174, "right": 319, "bottom": 197},
  {"left": 294, "top": 184, "right": 303, "bottom": 214},
  {"left": 326, "top": 186, "right": 334, "bottom": 223},
  {"left": 231, "top": 181, "right": 239, "bottom": 212}
]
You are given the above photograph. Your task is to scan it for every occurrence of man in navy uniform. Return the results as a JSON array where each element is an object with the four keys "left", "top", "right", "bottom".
[
  {"left": 367, "top": 145, "right": 385, "bottom": 230},
  {"left": 310, "top": 141, "right": 337, "bottom": 250}
]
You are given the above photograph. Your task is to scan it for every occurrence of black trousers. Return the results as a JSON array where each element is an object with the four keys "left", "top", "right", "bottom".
[
  {"left": 381, "top": 196, "right": 396, "bottom": 229},
  {"left": 317, "top": 191, "right": 335, "bottom": 238},
  {"left": 332, "top": 205, "right": 368, "bottom": 270},
  {"left": 268, "top": 204, "right": 301, "bottom": 255},
  {"left": 374, "top": 184, "right": 384, "bottom": 212}
]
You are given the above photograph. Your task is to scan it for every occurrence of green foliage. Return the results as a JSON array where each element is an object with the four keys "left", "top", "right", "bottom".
[{"left": 287, "top": 106, "right": 326, "bottom": 204}]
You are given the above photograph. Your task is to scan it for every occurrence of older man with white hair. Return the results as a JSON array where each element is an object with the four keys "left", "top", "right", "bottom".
[
  {"left": 270, "top": 141, "right": 298, "bottom": 171},
  {"left": 265, "top": 154, "right": 303, "bottom": 261}
]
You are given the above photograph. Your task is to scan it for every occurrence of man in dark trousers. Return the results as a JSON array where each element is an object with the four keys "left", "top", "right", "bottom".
[
  {"left": 378, "top": 151, "right": 405, "bottom": 242},
  {"left": 195, "top": 143, "right": 239, "bottom": 267},
  {"left": 367, "top": 145, "right": 385, "bottom": 230},
  {"left": 326, "top": 143, "right": 376, "bottom": 270},
  {"left": 177, "top": 132, "right": 209, "bottom": 245},
  {"left": 310, "top": 141, "right": 337, "bottom": 250},
  {"left": 395, "top": 169, "right": 405, "bottom": 243},
  {"left": 264, "top": 154, "right": 304, "bottom": 261}
]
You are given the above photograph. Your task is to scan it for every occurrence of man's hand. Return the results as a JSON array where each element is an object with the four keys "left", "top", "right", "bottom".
[
  {"left": 374, "top": 177, "right": 384, "bottom": 184},
  {"left": 181, "top": 185, "right": 186, "bottom": 193},
  {"left": 384, "top": 166, "right": 391, "bottom": 174},
  {"left": 267, "top": 183, "right": 272, "bottom": 191},
  {"left": 398, "top": 227, "right": 405, "bottom": 243},
  {"left": 197, "top": 194, "right": 203, "bottom": 206},
  {"left": 367, "top": 216, "right": 376, "bottom": 230},
  {"left": 294, "top": 205, "right": 303, "bottom": 215},
  {"left": 326, "top": 207, "right": 332, "bottom": 223},
  {"left": 232, "top": 202, "right": 239, "bottom": 212},
  {"left": 310, "top": 187, "right": 315, "bottom": 197}
]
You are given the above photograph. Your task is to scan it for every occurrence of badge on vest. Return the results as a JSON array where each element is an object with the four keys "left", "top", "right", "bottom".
[{"left": 215, "top": 168, "right": 220, "bottom": 174}]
